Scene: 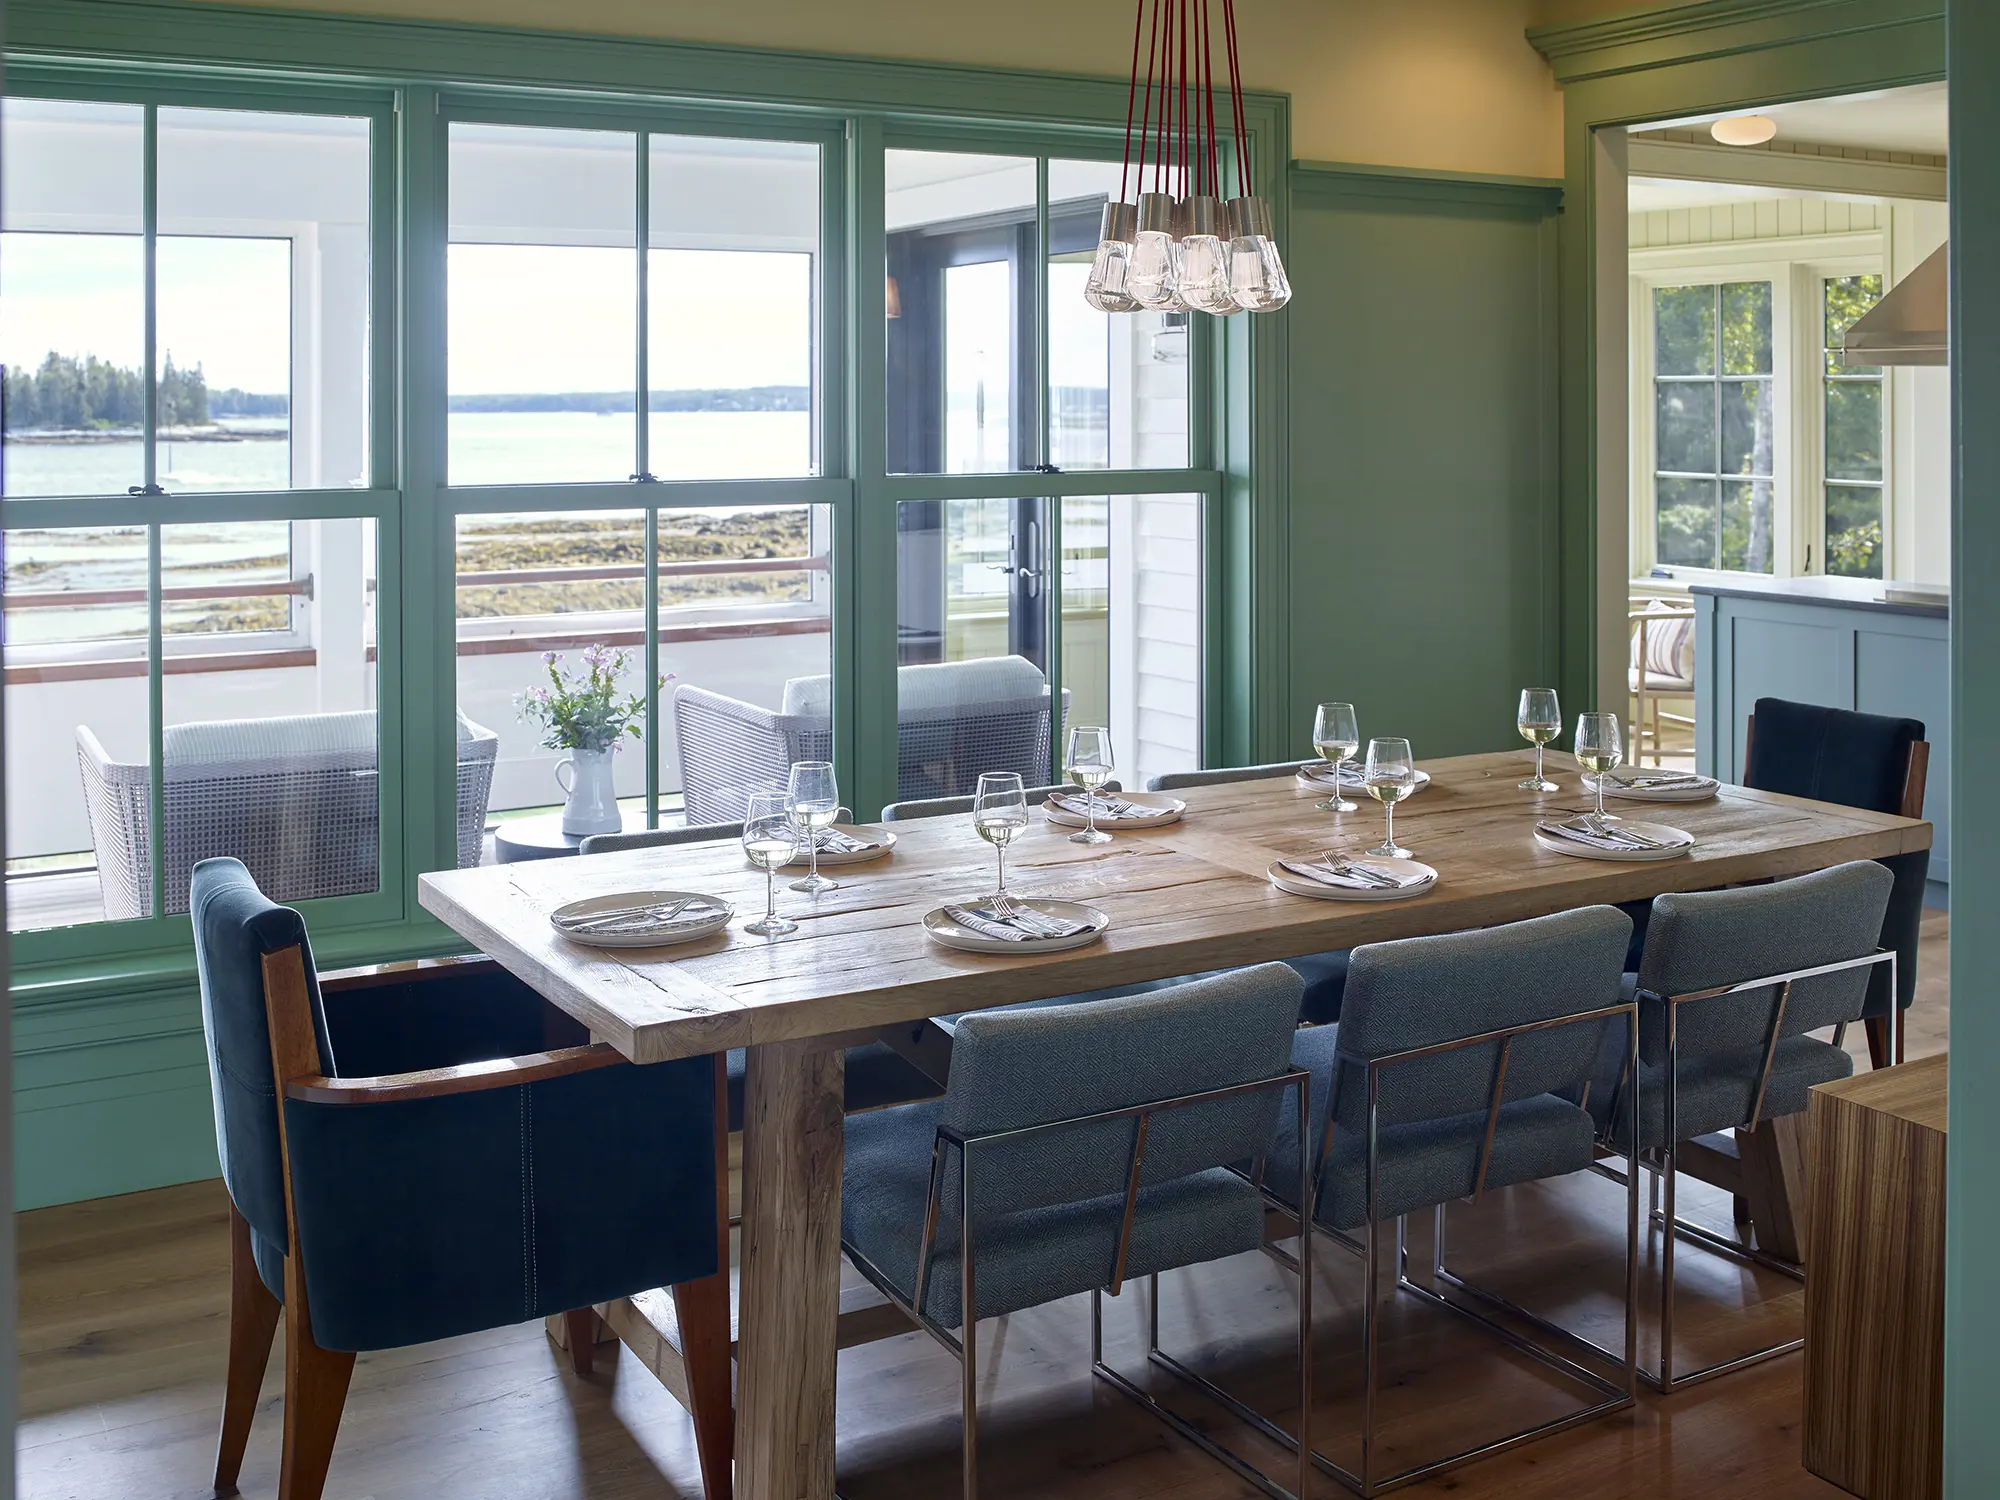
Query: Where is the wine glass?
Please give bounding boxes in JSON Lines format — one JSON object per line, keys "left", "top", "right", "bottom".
{"left": 786, "top": 761, "right": 841, "bottom": 894}
{"left": 1312, "top": 702, "right": 1360, "bottom": 812}
{"left": 972, "top": 772, "right": 1029, "bottom": 896}
{"left": 1063, "top": 726, "right": 1116, "bottom": 845}
{"left": 1574, "top": 712, "right": 1624, "bottom": 821}
{"left": 1362, "top": 737, "right": 1418, "bottom": 859}
{"left": 741, "top": 789, "right": 800, "bottom": 936}
{"left": 1517, "top": 689, "right": 1562, "bottom": 793}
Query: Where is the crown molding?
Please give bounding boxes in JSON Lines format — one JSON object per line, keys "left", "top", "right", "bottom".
{"left": 1529, "top": 0, "right": 1944, "bottom": 84}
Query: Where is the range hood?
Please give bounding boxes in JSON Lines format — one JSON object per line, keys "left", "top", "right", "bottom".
{"left": 1842, "top": 242, "right": 1948, "bottom": 366}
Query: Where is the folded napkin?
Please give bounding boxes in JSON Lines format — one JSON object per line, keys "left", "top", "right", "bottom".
{"left": 941, "top": 904, "right": 1092, "bottom": 941}
{"left": 1301, "top": 761, "right": 1365, "bottom": 787}
{"left": 1278, "top": 858, "right": 1429, "bottom": 891}
{"left": 555, "top": 898, "right": 727, "bottom": 935}
{"left": 1047, "top": 791, "right": 1148, "bottom": 820}
{"left": 1602, "top": 771, "right": 1715, "bottom": 790}
{"left": 1536, "top": 821, "right": 1687, "bottom": 852}
{"left": 814, "top": 826, "right": 874, "bottom": 853}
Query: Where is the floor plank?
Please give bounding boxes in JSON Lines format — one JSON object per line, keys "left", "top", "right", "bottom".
{"left": 18, "top": 917, "right": 1947, "bottom": 1500}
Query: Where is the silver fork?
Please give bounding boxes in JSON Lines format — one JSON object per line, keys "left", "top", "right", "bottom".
{"left": 987, "top": 892, "right": 1071, "bottom": 936}
{"left": 1318, "top": 852, "right": 1395, "bottom": 887}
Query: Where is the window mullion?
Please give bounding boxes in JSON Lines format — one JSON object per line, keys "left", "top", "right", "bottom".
{"left": 140, "top": 102, "right": 169, "bottom": 921}
{"left": 635, "top": 130, "right": 662, "bottom": 828}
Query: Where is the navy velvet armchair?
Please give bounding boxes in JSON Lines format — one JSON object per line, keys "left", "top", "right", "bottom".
{"left": 189, "top": 857, "right": 732, "bottom": 1500}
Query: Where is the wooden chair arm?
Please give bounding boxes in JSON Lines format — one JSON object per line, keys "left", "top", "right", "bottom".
{"left": 283, "top": 1042, "right": 625, "bottom": 1105}
{"left": 318, "top": 953, "right": 501, "bottom": 993}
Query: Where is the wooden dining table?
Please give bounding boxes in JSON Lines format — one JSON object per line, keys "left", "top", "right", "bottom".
{"left": 419, "top": 748, "right": 1931, "bottom": 1500}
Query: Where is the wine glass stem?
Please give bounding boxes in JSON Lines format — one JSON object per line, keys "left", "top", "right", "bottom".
{"left": 764, "top": 866, "right": 776, "bottom": 923}
{"left": 1385, "top": 802, "right": 1395, "bottom": 849}
{"left": 997, "top": 844, "right": 1007, "bottom": 894}
{"left": 1596, "top": 778, "right": 1607, "bottom": 818}
{"left": 1534, "top": 743, "right": 1544, "bottom": 784}
{"left": 809, "top": 835, "right": 821, "bottom": 886}
{"left": 1087, "top": 802, "right": 1098, "bottom": 838}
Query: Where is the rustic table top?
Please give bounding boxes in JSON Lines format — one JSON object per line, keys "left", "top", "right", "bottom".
{"left": 420, "top": 750, "right": 1932, "bottom": 1064}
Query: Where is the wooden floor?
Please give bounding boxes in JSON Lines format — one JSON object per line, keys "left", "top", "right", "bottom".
{"left": 19, "top": 911, "right": 1947, "bottom": 1500}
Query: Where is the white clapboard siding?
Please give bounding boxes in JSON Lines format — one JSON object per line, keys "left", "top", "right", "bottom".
{"left": 1629, "top": 196, "right": 1886, "bottom": 250}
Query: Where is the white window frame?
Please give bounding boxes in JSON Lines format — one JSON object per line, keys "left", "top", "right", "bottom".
{"left": 1628, "top": 228, "right": 1892, "bottom": 584}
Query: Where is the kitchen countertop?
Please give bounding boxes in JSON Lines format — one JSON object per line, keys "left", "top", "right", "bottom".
{"left": 1685, "top": 573, "right": 1949, "bottom": 619}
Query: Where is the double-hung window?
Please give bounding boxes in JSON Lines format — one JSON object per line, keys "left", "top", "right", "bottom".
{"left": 2, "top": 84, "right": 395, "bottom": 938}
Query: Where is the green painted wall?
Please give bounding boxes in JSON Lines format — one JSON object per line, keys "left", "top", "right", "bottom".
{"left": 1285, "top": 165, "right": 1562, "bottom": 760}
{"left": 1945, "top": 1, "right": 2000, "bottom": 1489}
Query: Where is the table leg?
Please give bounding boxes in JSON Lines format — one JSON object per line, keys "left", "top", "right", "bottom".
{"left": 737, "top": 1038, "right": 846, "bottom": 1500}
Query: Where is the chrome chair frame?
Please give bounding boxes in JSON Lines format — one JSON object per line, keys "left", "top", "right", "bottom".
{"left": 841, "top": 1067, "right": 1316, "bottom": 1500}
{"left": 1146, "top": 1001, "right": 1641, "bottom": 1497}
{"left": 1439, "top": 949, "right": 1895, "bottom": 1393}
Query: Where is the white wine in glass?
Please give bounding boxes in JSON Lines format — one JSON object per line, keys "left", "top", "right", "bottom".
{"left": 1064, "top": 726, "right": 1116, "bottom": 845}
{"left": 741, "top": 790, "right": 800, "bottom": 936}
{"left": 1517, "top": 688, "right": 1561, "bottom": 792}
{"left": 1362, "top": 737, "right": 1418, "bottom": 858}
{"left": 1312, "top": 701, "right": 1360, "bottom": 812}
{"left": 1574, "top": 712, "right": 1624, "bottom": 820}
{"left": 973, "top": 772, "right": 1030, "bottom": 895}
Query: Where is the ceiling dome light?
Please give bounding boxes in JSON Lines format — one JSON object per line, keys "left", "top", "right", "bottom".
{"left": 1711, "top": 115, "right": 1779, "bottom": 146}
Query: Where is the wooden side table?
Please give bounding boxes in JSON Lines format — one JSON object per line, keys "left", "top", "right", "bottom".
{"left": 1803, "top": 1053, "right": 1948, "bottom": 1500}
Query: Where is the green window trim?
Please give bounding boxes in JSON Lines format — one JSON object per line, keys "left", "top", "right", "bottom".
{"left": 2, "top": 0, "right": 1290, "bottom": 1003}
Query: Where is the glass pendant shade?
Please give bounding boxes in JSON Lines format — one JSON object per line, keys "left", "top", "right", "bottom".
{"left": 1226, "top": 195, "right": 1292, "bottom": 312}
{"left": 1176, "top": 195, "right": 1238, "bottom": 315}
{"left": 1084, "top": 201, "right": 1140, "bottom": 313}
{"left": 1127, "top": 192, "right": 1181, "bottom": 309}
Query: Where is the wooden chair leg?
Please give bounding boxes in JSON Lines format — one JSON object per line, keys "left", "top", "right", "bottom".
{"left": 215, "top": 1202, "right": 282, "bottom": 1496}
{"left": 673, "top": 1271, "right": 735, "bottom": 1500}
{"left": 278, "top": 1257, "right": 356, "bottom": 1500}
{"left": 1864, "top": 1015, "right": 1901, "bottom": 1070}
{"left": 563, "top": 1308, "right": 599, "bottom": 1377}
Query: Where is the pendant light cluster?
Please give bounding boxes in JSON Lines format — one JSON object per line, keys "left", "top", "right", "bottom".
{"left": 1086, "top": 0, "right": 1290, "bottom": 316}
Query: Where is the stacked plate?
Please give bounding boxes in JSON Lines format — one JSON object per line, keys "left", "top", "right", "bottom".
{"left": 550, "top": 890, "right": 733, "bottom": 947}
{"left": 922, "top": 898, "right": 1109, "bottom": 954}
{"left": 1043, "top": 790, "right": 1186, "bottom": 829}
{"left": 1268, "top": 854, "right": 1438, "bottom": 901}
{"left": 1296, "top": 762, "right": 1433, "bottom": 796}
{"left": 781, "top": 823, "right": 897, "bottom": 866}
{"left": 1533, "top": 818, "right": 1694, "bottom": 861}
{"left": 1581, "top": 769, "right": 1719, "bottom": 803}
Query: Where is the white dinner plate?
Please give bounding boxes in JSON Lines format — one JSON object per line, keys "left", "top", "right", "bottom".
{"left": 1295, "top": 764, "right": 1433, "bottom": 796}
{"left": 922, "top": 898, "right": 1110, "bottom": 954}
{"left": 1043, "top": 791, "right": 1186, "bottom": 829}
{"left": 1532, "top": 820, "right": 1695, "bottom": 862}
{"left": 779, "top": 823, "right": 898, "bottom": 867}
{"left": 550, "top": 889, "right": 734, "bottom": 948}
{"left": 1267, "top": 856, "right": 1439, "bottom": 901}
{"left": 1581, "top": 771, "right": 1720, "bottom": 804}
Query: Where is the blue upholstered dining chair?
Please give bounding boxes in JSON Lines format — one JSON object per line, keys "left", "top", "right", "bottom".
{"left": 1207, "top": 907, "right": 1640, "bottom": 1497}
{"left": 1147, "top": 760, "right": 1349, "bottom": 1023}
{"left": 840, "top": 964, "right": 1314, "bottom": 1500}
{"left": 575, "top": 821, "right": 947, "bottom": 1126}
{"left": 1577, "top": 860, "right": 1895, "bottom": 1391}
{"left": 189, "top": 858, "right": 734, "bottom": 1500}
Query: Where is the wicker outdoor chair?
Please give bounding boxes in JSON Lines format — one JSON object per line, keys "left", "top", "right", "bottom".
{"left": 76, "top": 710, "right": 498, "bottom": 919}
{"left": 673, "top": 655, "right": 1066, "bottom": 824}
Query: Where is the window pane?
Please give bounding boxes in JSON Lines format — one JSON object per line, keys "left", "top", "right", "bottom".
{"left": 1654, "top": 285, "right": 1715, "bottom": 377}
{"left": 1826, "top": 377, "right": 1883, "bottom": 482}
{"left": 1721, "top": 378, "right": 1774, "bottom": 477}
{"left": 449, "top": 124, "right": 637, "bottom": 485}
{"left": 1656, "top": 476, "right": 1717, "bottom": 569}
{"left": 886, "top": 151, "right": 1035, "bottom": 475}
{"left": 5, "top": 526, "right": 151, "bottom": 928}
{"left": 157, "top": 107, "right": 373, "bottom": 491}
{"left": 660, "top": 505, "right": 832, "bottom": 825}
{"left": 1047, "top": 159, "right": 1189, "bottom": 470}
{"left": 895, "top": 496, "right": 1058, "bottom": 797}
{"left": 1720, "top": 478, "right": 1775, "bottom": 574}
{"left": 647, "top": 135, "right": 819, "bottom": 479}
{"left": 1655, "top": 381, "right": 1715, "bottom": 474}
{"left": 456, "top": 509, "right": 649, "bottom": 844}
{"left": 1059, "top": 493, "right": 1201, "bottom": 789}
{"left": 1, "top": 100, "right": 145, "bottom": 498}
{"left": 161, "top": 518, "right": 380, "bottom": 908}
{"left": 1826, "top": 485, "right": 1884, "bottom": 579}
{"left": 1720, "top": 281, "right": 1772, "bottom": 375}
{"left": 1825, "top": 273, "right": 1884, "bottom": 375}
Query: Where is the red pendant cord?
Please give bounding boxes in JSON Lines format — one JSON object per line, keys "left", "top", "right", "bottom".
{"left": 1137, "top": 0, "right": 1160, "bottom": 196}
{"left": 1119, "top": 0, "right": 1145, "bottom": 205}
{"left": 1222, "top": 0, "right": 1250, "bottom": 195}
{"left": 1179, "top": 0, "right": 1191, "bottom": 199}
{"left": 1201, "top": 0, "right": 1220, "bottom": 197}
